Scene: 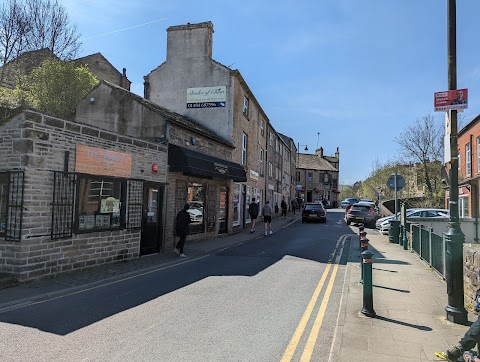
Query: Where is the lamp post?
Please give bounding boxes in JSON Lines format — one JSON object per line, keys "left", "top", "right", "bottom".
{"left": 444, "top": 0, "right": 468, "bottom": 325}
{"left": 297, "top": 143, "right": 308, "bottom": 201}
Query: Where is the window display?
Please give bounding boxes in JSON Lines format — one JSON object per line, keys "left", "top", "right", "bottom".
{"left": 187, "top": 182, "right": 205, "bottom": 234}
{"left": 77, "top": 176, "right": 125, "bottom": 231}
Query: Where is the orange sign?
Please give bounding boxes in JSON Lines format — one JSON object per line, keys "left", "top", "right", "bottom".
{"left": 75, "top": 145, "right": 132, "bottom": 178}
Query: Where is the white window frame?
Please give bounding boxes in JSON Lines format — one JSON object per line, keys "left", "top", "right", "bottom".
{"left": 242, "top": 96, "right": 249, "bottom": 117}
{"left": 260, "top": 120, "right": 265, "bottom": 137}
{"left": 242, "top": 133, "right": 248, "bottom": 166}
{"left": 466, "top": 142, "right": 471, "bottom": 177}
{"left": 268, "top": 162, "right": 273, "bottom": 178}
{"left": 260, "top": 149, "right": 264, "bottom": 176}
{"left": 477, "top": 136, "right": 480, "bottom": 174}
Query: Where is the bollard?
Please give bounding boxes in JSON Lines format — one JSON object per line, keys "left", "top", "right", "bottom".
{"left": 361, "top": 250, "right": 376, "bottom": 318}
{"left": 358, "top": 223, "right": 365, "bottom": 251}
{"left": 402, "top": 223, "right": 409, "bottom": 251}
{"left": 360, "top": 237, "right": 369, "bottom": 283}
{"left": 399, "top": 225, "right": 404, "bottom": 247}
{"left": 359, "top": 230, "right": 367, "bottom": 251}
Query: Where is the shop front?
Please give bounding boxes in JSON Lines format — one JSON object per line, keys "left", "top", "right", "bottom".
{"left": 166, "top": 144, "right": 246, "bottom": 244}
{"left": 0, "top": 109, "right": 168, "bottom": 281}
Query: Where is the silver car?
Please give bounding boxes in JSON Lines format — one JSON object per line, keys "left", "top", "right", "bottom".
{"left": 378, "top": 208, "right": 449, "bottom": 235}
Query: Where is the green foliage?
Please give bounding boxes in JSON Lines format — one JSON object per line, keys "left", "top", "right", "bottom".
{"left": 19, "top": 59, "right": 98, "bottom": 118}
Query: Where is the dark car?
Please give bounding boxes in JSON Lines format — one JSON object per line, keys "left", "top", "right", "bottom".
{"left": 345, "top": 202, "right": 378, "bottom": 228}
{"left": 341, "top": 197, "right": 359, "bottom": 209}
{"left": 302, "top": 203, "right": 327, "bottom": 223}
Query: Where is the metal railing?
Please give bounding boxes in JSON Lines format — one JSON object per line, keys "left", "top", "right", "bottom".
{"left": 409, "top": 224, "right": 446, "bottom": 278}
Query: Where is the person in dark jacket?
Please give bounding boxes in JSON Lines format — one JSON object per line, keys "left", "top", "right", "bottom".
{"left": 174, "top": 203, "right": 191, "bottom": 257}
{"left": 249, "top": 197, "right": 259, "bottom": 233}
{"left": 281, "top": 198, "right": 288, "bottom": 219}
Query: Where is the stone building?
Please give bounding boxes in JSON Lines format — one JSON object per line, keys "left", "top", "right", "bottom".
{"left": 296, "top": 147, "right": 340, "bottom": 207}
{"left": 0, "top": 107, "right": 168, "bottom": 281}
{"left": 143, "top": 21, "right": 295, "bottom": 230}
{"left": 74, "top": 80, "right": 246, "bottom": 248}
{"left": 0, "top": 49, "right": 130, "bottom": 91}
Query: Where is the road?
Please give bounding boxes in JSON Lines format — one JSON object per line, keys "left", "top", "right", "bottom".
{"left": 0, "top": 209, "right": 361, "bottom": 362}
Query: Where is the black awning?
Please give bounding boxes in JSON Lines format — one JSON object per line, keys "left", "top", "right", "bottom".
{"left": 168, "top": 144, "right": 247, "bottom": 182}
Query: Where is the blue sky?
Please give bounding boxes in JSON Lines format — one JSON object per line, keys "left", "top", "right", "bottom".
{"left": 62, "top": 0, "right": 480, "bottom": 185}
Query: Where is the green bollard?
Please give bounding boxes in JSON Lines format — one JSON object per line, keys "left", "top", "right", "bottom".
{"left": 360, "top": 237, "right": 369, "bottom": 283}
{"left": 361, "top": 250, "right": 376, "bottom": 318}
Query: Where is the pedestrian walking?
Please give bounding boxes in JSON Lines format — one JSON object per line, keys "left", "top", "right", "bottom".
{"left": 281, "top": 198, "right": 288, "bottom": 219}
{"left": 249, "top": 197, "right": 259, "bottom": 233}
{"left": 174, "top": 203, "right": 191, "bottom": 257}
{"left": 291, "top": 198, "right": 298, "bottom": 215}
{"left": 262, "top": 201, "right": 273, "bottom": 236}
{"left": 274, "top": 202, "right": 279, "bottom": 218}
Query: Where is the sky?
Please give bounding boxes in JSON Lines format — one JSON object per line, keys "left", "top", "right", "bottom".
{"left": 61, "top": 0, "right": 480, "bottom": 186}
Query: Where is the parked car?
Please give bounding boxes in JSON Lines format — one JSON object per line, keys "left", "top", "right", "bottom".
{"left": 377, "top": 208, "right": 449, "bottom": 235}
{"left": 302, "top": 203, "right": 327, "bottom": 223}
{"left": 345, "top": 202, "right": 378, "bottom": 228}
{"left": 341, "top": 197, "right": 359, "bottom": 209}
{"left": 375, "top": 209, "right": 418, "bottom": 230}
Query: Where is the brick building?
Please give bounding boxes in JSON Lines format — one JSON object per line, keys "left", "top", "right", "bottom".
{"left": 0, "top": 108, "right": 168, "bottom": 281}
{"left": 448, "top": 113, "right": 480, "bottom": 218}
{"left": 143, "top": 21, "right": 295, "bottom": 230}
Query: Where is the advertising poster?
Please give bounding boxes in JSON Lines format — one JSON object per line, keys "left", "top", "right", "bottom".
{"left": 434, "top": 89, "right": 468, "bottom": 111}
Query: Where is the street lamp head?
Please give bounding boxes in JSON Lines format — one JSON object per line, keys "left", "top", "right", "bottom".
{"left": 304, "top": 146, "right": 308, "bottom": 151}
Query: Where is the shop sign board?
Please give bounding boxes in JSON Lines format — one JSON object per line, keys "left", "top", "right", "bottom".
{"left": 75, "top": 145, "right": 132, "bottom": 178}
{"left": 187, "top": 86, "right": 226, "bottom": 108}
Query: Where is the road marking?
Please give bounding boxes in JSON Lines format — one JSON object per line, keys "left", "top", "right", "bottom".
{"left": 281, "top": 235, "right": 347, "bottom": 362}
{"left": 280, "top": 264, "right": 332, "bottom": 362}
{"left": 300, "top": 263, "right": 339, "bottom": 362}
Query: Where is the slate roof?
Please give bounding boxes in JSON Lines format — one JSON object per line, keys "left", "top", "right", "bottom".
{"left": 298, "top": 153, "right": 337, "bottom": 171}
{"left": 92, "top": 80, "right": 233, "bottom": 147}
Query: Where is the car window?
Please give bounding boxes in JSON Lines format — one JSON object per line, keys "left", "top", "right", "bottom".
{"left": 305, "top": 205, "right": 323, "bottom": 210}
{"left": 352, "top": 205, "right": 370, "bottom": 211}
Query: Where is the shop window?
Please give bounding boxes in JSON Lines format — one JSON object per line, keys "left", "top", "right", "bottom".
{"left": 1, "top": 171, "right": 24, "bottom": 241}
{"left": 0, "top": 173, "right": 8, "bottom": 237}
{"left": 187, "top": 182, "right": 205, "bottom": 234}
{"left": 233, "top": 183, "right": 241, "bottom": 227}
{"left": 76, "top": 175, "right": 125, "bottom": 232}
{"left": 51, "top": 172, "right": 76, "bottom": 239}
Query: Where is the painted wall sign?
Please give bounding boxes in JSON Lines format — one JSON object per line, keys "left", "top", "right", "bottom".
{"left": 187, "top": 86, "right": 226, "bottom": 108}
{"left": 75, "top": 145, "right": 132, "bottom": 178}
{"left": 250, "top": 169, "right": 259, "bottom": 180}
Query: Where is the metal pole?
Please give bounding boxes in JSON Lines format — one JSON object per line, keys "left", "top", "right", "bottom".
{"left": 444, "top": 0, "right": 468, "bottom": 325}
{"left": 394, "top": 172, "right": 398, "bottom": 219}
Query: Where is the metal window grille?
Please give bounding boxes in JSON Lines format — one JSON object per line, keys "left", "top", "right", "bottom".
{"left": 5, "top": 171, "right": 24, "bottom": 241}
{"left": 126, "top": 179, "right": 143, "bottom": 229}
{"left": 51, "top": 172, "right": 76, "bottom": 239}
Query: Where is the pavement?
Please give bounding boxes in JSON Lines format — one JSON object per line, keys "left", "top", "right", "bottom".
{"left": 0, "top": 210, "right": 476, "bottom": 361}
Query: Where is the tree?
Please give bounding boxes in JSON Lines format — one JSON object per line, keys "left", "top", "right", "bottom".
{"left": 20, "top": 59, "right": 98, "bottom": 118}
{"left": 0, "top": 0, "right": 30, "bottom": 81}
{"left": 394, "top": 113, "right": 443, "bottom": 196}
{"left": 0, "top": 0, "right": 81, "bottom": 83}
{"left": 24, "top": 0, "right": 80, "bottom": 60}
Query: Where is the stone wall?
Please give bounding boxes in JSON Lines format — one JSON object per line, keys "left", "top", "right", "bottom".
{"left": 0, "top": 109, "right": 168, "bottom": 281}
{"left": 464, "top": 244, "right": 480, "bottom": 305}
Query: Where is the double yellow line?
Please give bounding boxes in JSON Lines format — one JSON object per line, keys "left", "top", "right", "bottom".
{"left": 281, "top": 263, "right": 340, "bottom": 362}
